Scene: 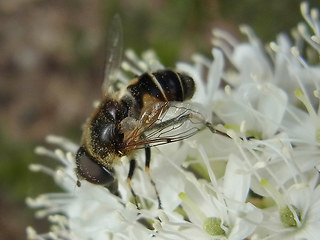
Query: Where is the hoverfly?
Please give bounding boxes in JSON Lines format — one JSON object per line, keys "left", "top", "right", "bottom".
{"left": 75, "top": 15, "right": 228, "bottom": 208}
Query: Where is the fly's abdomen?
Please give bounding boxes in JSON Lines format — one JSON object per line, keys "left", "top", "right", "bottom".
{"left": 127, "top": 69, "right": 195, "bottom": 108}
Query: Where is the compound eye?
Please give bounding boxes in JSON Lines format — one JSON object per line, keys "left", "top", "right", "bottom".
{"left": 76, "top": 147, "right": 115, "bottom": 186}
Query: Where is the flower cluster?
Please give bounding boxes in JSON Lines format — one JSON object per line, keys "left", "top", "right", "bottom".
{"left": 27, "top": 2, "right": 320, "bottom": 240}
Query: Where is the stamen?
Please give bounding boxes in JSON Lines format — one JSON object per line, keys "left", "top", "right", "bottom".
{"left": 300, "top": 2, "right": 311, "bottom": 26}
{"left": 295, "top": 89, "right": 316, "bottom": 117}
{"left": 211, "top": 38, "right": 233, "bottom": 62}
{"left": 35, "top": 146, "right": 55, "bottom": 157}
{"left": 46, "top": 135, "right": 78, "bottom": 153}
{"left": 260, "top": 178, "right": 286, "bottom": 209}
{"left": 212, "top": 28, "right": 239, "bottom": 48}
{"left": 297, "top": 22, "right": 320, "bottom": 52}
{"left": 310, "top": 8, "right": 320, "bottom": 37}
{"left": 224, "top": 85, "right": 231, "bottom": 96}
{"left": 125, "top": 49, "right": 148, "bottom": 72}
{"left": 269, "top": 41, "right": 280, "bottom": 52}
{"left": 29, "top": 164, "right": 55, "bottom": 176}
{"left": 239, "top": 25, "right": 259, "bottom": 45}
{"left": 179, "top": 192, "right": 206, "bottom": 222}
{"left": 311, "top": 35, "right": 320, "bottom": 45}
{"left": 191, "top": 54, "right": 211, "bottom": 68}
{"left": 239, "top": 121, "right": 246, "bottom": 134}
{"left": 141, "top": 50, "right": 163, "bottom": 70}
{"left": 295, "top": 89, "right": 320, "bottom": 141}
{"left": 291, "top": 46, "right": 308, "bottom": 67}
{"left": 26, "top": 226, "right": 37, "bottom": 239}
{"left": 121, "top": 61, "right": 142, "bottom": 75}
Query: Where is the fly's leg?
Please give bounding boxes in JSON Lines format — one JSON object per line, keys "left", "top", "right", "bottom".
{"left": 127, "top": 159, "right": 140, "bottom": 209}
{"left": 145, "top": 146, "right": 162, "bottom": 209}
{"left": 127, "top": 149, "right": 162, "bottom": 210}
{"left": 202, "top": 118, "right": 230, "bottom": 138}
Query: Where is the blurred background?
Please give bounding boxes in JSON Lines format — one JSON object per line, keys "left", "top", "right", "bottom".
{"left": 1, "top": 0, "right": 319, "bottom": 238}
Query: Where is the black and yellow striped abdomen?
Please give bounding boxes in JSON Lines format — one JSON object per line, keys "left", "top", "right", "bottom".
{"left": 127, "top": 69, "right": 195, "bottom": 108}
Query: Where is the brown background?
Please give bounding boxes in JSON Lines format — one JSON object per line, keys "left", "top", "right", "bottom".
{"left": 1, "top": 0, "right": 319, "bottom": 239}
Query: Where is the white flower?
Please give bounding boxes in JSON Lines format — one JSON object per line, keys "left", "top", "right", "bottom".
{"left": 27, "top": 136, "right": 152, "bottom": 240}
{"left": 28, "top": 2, "right": 320, "bottom": 240}
{"left": 177, "top": 48, "right": 225, "bottom": 106}
{"left": 155, "top": 153, "right": 263, "bottom": 240}
{"left": 253, "top": 175, "right": 320, "bottom": 240}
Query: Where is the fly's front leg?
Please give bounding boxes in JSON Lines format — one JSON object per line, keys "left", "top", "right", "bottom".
{"left": 145, "top": 146, "right": 162, "bottom": 209}
{"left": 202, "top": 119, "right": 230, "bottom": 138}
{"left": 182, "top": 112, "right": 231, "bottom": 138}
{"left": 127, "top": 158, "right": 140, "bottom": 209}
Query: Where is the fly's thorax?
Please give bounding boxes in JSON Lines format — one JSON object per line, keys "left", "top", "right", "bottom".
{"left": 80, "top": 97, "right": 129, "bottom": 167}
{"left": 120, "top": 93, "right": 141, "bottom": 119}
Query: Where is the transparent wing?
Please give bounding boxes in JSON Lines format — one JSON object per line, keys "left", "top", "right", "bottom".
{"left": 102, "top": 14, "right": 123, "bottom": 95}
{"left": 121, "top": 102, "right": 211, "bottom": 151}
